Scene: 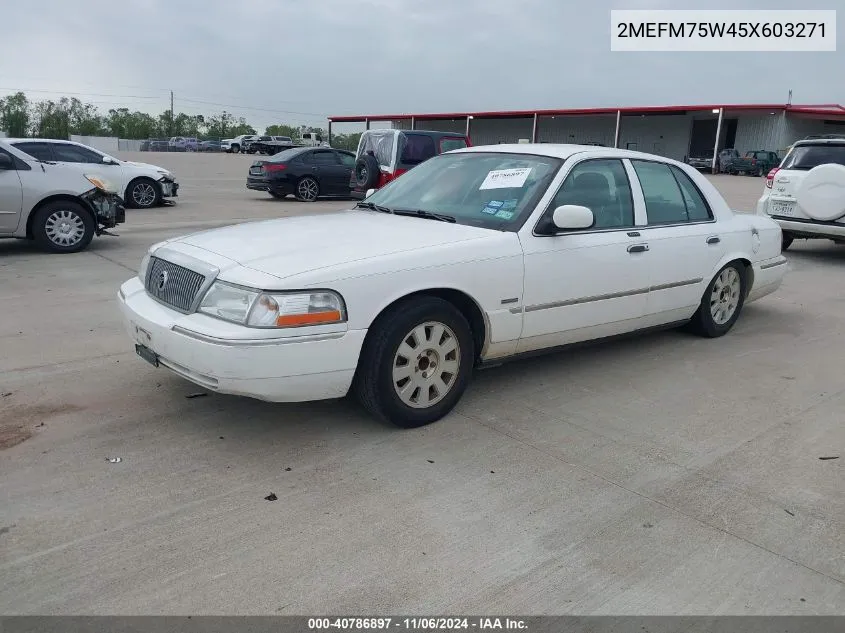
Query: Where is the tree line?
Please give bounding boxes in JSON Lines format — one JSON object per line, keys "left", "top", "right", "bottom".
{"left": 0, "top": 92, "right": 361, "bottom": 151}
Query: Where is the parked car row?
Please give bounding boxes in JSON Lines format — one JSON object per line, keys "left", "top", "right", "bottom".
{"left": 4, "top": 138, "right": 179, "bottom": 209}
{"left": 685, "top": 148, "right": 781, "bottom": 176}
{"left": 245, "top": 129, "right": 471, "bottom": 201}
{"left": 140, "top": 138, "right": 224, "bottom": 152}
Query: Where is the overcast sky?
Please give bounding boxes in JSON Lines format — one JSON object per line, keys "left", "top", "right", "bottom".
{"left": 1, "top": 0, "right": 841, "bottom": 132}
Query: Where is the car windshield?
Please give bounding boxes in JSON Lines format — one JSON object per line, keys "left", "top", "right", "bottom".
{"left": 363, "top": 151, "right": 561, "bottom": 231}
{"left": 781, "top": 144, "right": 845, "bottom": 170}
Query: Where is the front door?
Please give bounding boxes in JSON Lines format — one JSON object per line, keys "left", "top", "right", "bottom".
{"left": 518, "top": 157, "right": 651, "bottom": 353}
{"left": 310, "top": 149, "right": 347, "bottom": 194}
{"left": 628, "top": 159, "right": 726, "bottom": 324}
{"left": 0, "top": 149, "right": 23, "bottom": 232}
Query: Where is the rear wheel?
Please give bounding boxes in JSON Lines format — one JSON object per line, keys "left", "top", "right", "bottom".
{"left": 688, "top": 262, "right": 747, "bottom": 338}
{"left": 33, "top": 201, "right": 95, "bottom": 253}
{"left": 354, "top": 297, "right": 474, "bottom": 428}
{"left": 295, "top": 177, "right": 319, "bottom": 202}
{"left": 782, "top": 232, "right": 794, "bottom": 251}
{"left": 231, "top": 144, "right": 240, "bottom": 154}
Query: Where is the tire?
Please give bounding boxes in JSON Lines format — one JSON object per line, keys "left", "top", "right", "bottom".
{"left": 295, "top": 176, "right": 320, "bottom": 202}
{"left": 355, "top": 154, "right": 380, "bottom": 189}
{"left": 354, "top": 297, "right": 475, "bottom": 428}
{"left": 782, "top": 232, "right": 794, "bottom": 251}
{"left": 127, "top": 178, "right": 162, "bottom": 209}
{"left": 232, "top": 144, "right": 240, "bottom": 154}
{"left": 32, "top": 201, "right": 95, "bottom": 254}
{"left": 269, "top": 191, "right": 286, "bottom": 199}
{"left": 688, "top": 262, "right": 747, "bottom": 338}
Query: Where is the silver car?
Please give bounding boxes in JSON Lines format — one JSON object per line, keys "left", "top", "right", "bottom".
{"left": 0, "top": 140, "right": 125, "bottom": 253}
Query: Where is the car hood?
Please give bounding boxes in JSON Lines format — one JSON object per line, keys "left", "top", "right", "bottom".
{"left": 169, "top": 209, "right": 500, "bottom": 281}
{"left": 123, "top": 160, "right": 172, "bottom": 175}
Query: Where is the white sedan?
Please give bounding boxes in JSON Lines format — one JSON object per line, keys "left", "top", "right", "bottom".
{"left": 118, "top": 144, "right": 787, "bottom": 427}
{"left": 6, "top": 138, "right": 179, "bottom": 209}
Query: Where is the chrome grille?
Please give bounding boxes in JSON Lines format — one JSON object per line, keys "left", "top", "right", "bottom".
{"left": 145, "top": 256, "right": 206, "bottom": 312}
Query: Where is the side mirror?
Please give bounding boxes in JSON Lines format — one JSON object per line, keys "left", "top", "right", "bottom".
{"left": 552, "top": 205, "right": 594, "bottom": 230}
{"left": 365, "top": 188, "right": 375, "bottom": 198}
{"left": 102, "top": 156, "right": 117, "bottom": 165}
{"left": 0, "top": 154, "right": 14, "bottom": 170}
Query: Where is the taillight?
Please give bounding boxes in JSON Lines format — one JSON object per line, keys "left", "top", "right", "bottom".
{"left": 377, "top": 171, "right": 393, "bottom": 188}
{"left": 765, "top": 167, "right": 779, "bottom": 189}
{"left": 263, "top": 163, "right": 286, "bottom": 172}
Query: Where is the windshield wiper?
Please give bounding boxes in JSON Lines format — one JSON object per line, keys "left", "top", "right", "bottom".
{"left": 354, "top": 201, "right": 394, "bottom": 214}
{"left": 393, "top": 208, "right": 456, "bottom": 223}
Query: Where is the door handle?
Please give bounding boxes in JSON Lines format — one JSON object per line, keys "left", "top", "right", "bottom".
{"left": 627, "top": 243, "right": 649, "bottom": 253}
{"left": 706, "top": 236, "right": 720, "bottom": 245}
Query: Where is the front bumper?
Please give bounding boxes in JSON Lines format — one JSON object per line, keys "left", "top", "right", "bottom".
{"left": 160, "top": 179, "right": 179, "bottom": 198}
{"left": 117, "top": 277, "right": 366, "bottom": 402}
{"left": 83, "top": 189, "right": 125, "bottom": 227}
{"left": 688, "top": 159, "right": 712, "bottom": 169}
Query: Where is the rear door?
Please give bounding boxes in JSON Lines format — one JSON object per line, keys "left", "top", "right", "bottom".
{"left": 631, "top": 159, "right": 725, "bottom": 322}
{"left": 0, "top": 147, "right": 23, "bottom": 232}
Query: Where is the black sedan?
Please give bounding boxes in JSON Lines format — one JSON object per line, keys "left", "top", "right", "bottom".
{"left": 246, "top": 147, "right": 356, "bottom": 202}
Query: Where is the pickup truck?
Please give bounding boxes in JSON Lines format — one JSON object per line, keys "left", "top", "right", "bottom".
{"left": 250, "top": 132, "right": 330, "bottom": 155}
{"left": 728, "top": 150, "right": 781, "bottom": 176}
{"left": 248, "top": 136, "right": 294, "bottom": 155}
{"left": 221, "top": 135, "right": 258, "bottom": 154}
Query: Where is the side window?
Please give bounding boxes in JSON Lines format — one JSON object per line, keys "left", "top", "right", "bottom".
{"left": 632, "top": 160, "right": 711, "bottom": 225}
{"left": 311, "top": 150, "right": 339, "bottom": 165}
{"left": 548, "top": 159, "right": 634, "bottom": 229}
{"left": 14, "top": 142, "right": 54, "bottom": 161}
{"left": 338, "top": 152, "right": 355, "bottom": 167}
{"left": 52, "top": 144, "right": 101, "bottom": 163}
{"left": 670, "top": 166, "right": 712, "bottom": 221}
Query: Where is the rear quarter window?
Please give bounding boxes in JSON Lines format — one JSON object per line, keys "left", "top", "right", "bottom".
{"left": 440, "top": 138, "right": 468, "bottom": 153}
{"left": 781, "top": 144, "right": 845, "bottom": 170}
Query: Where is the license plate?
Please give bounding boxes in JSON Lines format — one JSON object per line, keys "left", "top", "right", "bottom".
{"left": 133, "top": 322, "right": 152, "bottom": 345}
{"left": 135, "top": 344, "right": 159, "bottom": 367}
{"left": 770, "top": 201, "right": 795, "bottom": 216}
{"left": 250, "top": 167, "right": 263, "bottom": 175}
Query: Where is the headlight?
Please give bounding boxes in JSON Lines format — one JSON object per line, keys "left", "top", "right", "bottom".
{"left": 85, "top": 174, "right": 117, "bottom": 193}
{"left": 198, "top": 282, "right": 346, "bottom": 328}
{"left": 138, "top": 253, "right": 151, "bottom": 282}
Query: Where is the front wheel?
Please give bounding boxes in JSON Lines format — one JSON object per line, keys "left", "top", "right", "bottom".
{"left": 127, "top": 178, "right": 161, "bottom": 209}
{"left": 295, "top": 176, "right": 320, "bottom": 202}
{"left": 231, "top": 144, "right": 240, "bottom": 154}
{"left": 354, "top": 297, "right": 475, "bottom": 428}
{"left": 688, "top": 262, "right": 747, "bottom": 338}
{"left": 32, "top": 201, "right": 95, "bottom": 253}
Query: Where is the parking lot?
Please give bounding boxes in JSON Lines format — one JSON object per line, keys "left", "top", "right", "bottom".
{"left": 1, "top": 151, "right": 844, "bottom": 614}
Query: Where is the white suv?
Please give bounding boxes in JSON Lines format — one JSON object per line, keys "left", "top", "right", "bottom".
{"left": 756, "top": 136, "right": 845, "bottom": 250}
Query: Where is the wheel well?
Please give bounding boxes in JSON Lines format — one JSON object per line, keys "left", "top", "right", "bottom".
{"left": 368, "top": 289, "right": 488, "bottom": 361}
{"left": 26, "top": 195, "right": 95, "bottom": 239}
{"left": 736, "top": 258, "right": 754, "bottom": 295}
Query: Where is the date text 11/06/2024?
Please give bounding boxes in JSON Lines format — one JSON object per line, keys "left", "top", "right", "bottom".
{"left": 307, "top": 618, "right": 528, "bottom": 630}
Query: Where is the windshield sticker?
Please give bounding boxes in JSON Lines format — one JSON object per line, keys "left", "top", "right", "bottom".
{"left": 481, "top": 205, "right": 499, "bottom": 215}
{"left": 494, "top": 210, "right": 515, "bottom": 220}
{"left": 487, "top": 200, "right": 504, "bottom": 208}
{"left": 502, "top": 199, "right": 518, "bottom": 209}
{"left": 479, "top": 167, "right": 532, "bottom": 190}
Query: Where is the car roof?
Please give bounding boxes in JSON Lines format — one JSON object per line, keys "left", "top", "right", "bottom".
{"left": 453, "top": 142, "right": 683, "bottom": 163}
{"left": 4, "top": 138, "right": 78, "bottom": 145}
{"left": 792, "top": 137, "right": 845, "bottom": 146}
{"left": 363, "top": 128, "right": 467, "bottom": 139}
